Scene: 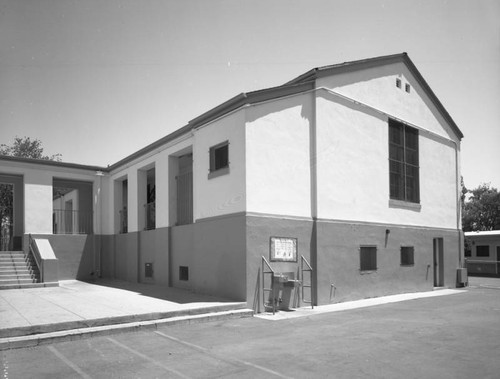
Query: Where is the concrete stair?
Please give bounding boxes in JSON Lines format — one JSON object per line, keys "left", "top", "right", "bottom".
{"left": 0, "top": 251, "right": 41, "bottom": 289}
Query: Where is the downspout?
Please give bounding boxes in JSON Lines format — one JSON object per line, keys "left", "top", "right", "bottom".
{"left": 310, "top": 89, "right": 318, "bottom": 306}
{"left": 95, "top": 170, "right": 105, "bottom": 278}
{"left": 453, "top": 140, "right": 463, "bottom": 269}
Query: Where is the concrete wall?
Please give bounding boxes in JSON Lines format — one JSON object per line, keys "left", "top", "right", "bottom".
{"left": 315, "top": 221, "right": 460, "bottom": 305}
{"left": 194, "top": 110, "right": 246, "bottom": 220}
{"left": 245, "top": 93, "right": 313, "bottom": 218}
{"left": 315, "top": 91, "right": 459, "bottom": 230}
{"left": 246, "top": 215, "right": 314, "bottom": 311}
{"left": 100, "top": 215, "right": 246, "bottom": 301}
{"left": 106, "top": 136, "right": 193, "bottom": 233}
{"left": 28, "top": 234, "right": 96, "bottom": 281}
{"left": 0, "top": 159, "right": 99, "bottom": 235}
{"left": 25, "top": 171, "right": 53, "bottom": 234}
{"left": 170, "top": 214, "right": 246, "bottom": 300}
{"left": 245, "top": 215, "right": 460, "bottom": 311}
{"left": 139, "top": 228, "right": 169, "bottom": 285}
{"left": 316, "top": 62, "right": 459, "bottom": 142}
{"left": 113, "top": 232, "right": 139, "bottom": 282}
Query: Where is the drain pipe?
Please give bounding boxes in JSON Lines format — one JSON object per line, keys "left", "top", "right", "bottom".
{"left": 95, "top": 170, "right": 105, "bottom": 278}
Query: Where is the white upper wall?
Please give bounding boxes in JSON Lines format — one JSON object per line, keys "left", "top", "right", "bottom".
{"left": 316, "top": 62, "right": 459, "bottom": 144}
{"left": 106, "top": 134, "right": 193, "bottom": 234}
{"left": 0, "top": 159, "right": 99, "bottom": 235}
{"left": 193, "top": 110, "right": 246, "bottom": 220}
{"left": 315, "top": 86, "right": 459, "bottom": 229}
{"left": 245, "top": 93, "right": 313, "bottom": 218}
{"left": 0, "top": 58, "right": 461, "bottom": 234}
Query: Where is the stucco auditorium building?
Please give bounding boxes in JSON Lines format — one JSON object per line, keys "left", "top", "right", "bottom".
{"left": 0, "top": 53, "right": 466, "bottom": 311}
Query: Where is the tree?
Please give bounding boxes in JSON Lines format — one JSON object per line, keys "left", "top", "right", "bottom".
{"left": 0, "top": 136, "right": 61, "bottom": 161}
{"left": 462, "top": 183, "right": 500, "bottom": 231}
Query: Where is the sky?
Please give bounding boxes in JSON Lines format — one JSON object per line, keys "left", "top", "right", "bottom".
{"left": 0, "top": 0, "right": 499, "bottom": 190}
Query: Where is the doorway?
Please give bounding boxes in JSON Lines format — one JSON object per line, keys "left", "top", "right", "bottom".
{"left": 433, "top": 238, "right": 444, "bottom": 287}
{"left": 497, "top": 247, "right": 500, "bottom": 276}
{"left": 65, "top": 199, "right": 73, "bottom": 234}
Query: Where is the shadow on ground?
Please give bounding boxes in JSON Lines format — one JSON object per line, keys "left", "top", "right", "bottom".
{"left": 86, "top": 278, "right": 238, "bottom": 304}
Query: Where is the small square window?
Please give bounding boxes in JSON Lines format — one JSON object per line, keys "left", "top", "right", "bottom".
{"left": 476, "top": 245, "right": 489, "bottom": 257}
{"left": 208, "top": 141, "right": 230, "bottom": 179}
{"left": 401, "top": 246, "right": 414, "bottom": 266}
{"left": 396, "top": 78, "right": 401, "bottom": 88}
{"left": 179, "top": 266, "right": 189, "bottom": 281}
{"left": 360, "top": 246, "right": 377, "bottom": 272}
{"left": 405, "top": 83, "right": 411, "bottom": 93}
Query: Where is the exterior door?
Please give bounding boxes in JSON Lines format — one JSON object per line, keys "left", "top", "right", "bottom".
{"left": 433, "top": 238, "right": 444, "bottom": 287}
{"left": 497, "top": 247, "right": 500, "bottom": 275}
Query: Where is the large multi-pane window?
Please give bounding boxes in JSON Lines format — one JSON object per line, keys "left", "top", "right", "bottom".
{"left": 389, "top": 119, "right": 420, "bottom": 203}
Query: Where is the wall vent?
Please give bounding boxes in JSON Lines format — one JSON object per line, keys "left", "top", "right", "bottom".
{"left": 179, "top": 266, "right": 189, "bottom": 281}
{"left": 145, "top": 263, "right": 153, "bottom": 278}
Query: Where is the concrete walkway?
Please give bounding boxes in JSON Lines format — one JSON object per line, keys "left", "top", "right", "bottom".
{"left": 0, "top": 279, "right": 251, "bottom": 348}
{"left": 256, "top": 288, "right": 466, "bottom": 321}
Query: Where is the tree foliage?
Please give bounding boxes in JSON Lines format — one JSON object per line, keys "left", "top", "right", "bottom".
{"left": 0, "top": 136, "right": 61, "bottom": 161}
{"left": 462, "top": 183, "right": 500, "bottom": 231}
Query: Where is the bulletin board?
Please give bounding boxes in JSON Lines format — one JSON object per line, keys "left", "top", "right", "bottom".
{"left": 270, "top": 237, "right": 298, "bottom": 262}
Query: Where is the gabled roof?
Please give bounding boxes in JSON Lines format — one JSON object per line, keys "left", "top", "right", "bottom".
{"left": 285, "top": 52, "right": 463, "bottom": 140}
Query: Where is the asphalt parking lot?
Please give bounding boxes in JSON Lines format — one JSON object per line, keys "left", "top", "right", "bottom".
{"left": 2, "top": 277, "right": 500, "bottom": 379}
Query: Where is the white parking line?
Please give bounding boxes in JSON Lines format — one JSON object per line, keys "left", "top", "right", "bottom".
{"left": 154, "top": 331, "right": 292, "bottom": 379}
{"left": 106, "top": 337, "right": 191, "bottom": 379}
{"left": 47, "top": 345, "right": 92, "bottom": 379}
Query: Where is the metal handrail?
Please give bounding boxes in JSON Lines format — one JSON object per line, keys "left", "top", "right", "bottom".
{"left": 301, "top": 255, "right": 314, "bottom": 309}
{"left": 261, "top": 256, "right": 276, "bottom": 315}
{"left": 465, "top": 259, "right": 499, "bottom": 264}
{"left": 29, "top": 234, "right": 43, "bottom": 282}
{"left": 53, "top": 209, "right": 93, "bottom": 234}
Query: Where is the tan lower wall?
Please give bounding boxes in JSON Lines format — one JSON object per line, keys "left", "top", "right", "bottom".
{"left": 100, "top": 214, "right": 462, "bottom": 311}
{"left": 101, "top": 214, "right": 247, "bottom": 301}
{"left": 245, "top": 215, "right": 462, "bottom": 311}
{"left": 26, "top": 234, "right": 96, "bottom": 281}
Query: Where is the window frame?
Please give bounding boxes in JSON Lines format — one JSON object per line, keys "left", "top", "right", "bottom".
{"left": 389, "top": 119, "right": 420, "bottom": 204}
{"left": 208, "top": 140, "right": 230, "bottom": 179}
{"left": 400, "top": 246, "right": 415, "bottom": 266}
{"left": 359, "top": 245, "right": 377, "bottom": 272}
{"left": 476, "top": 245, "right": 490, "bottom": 257}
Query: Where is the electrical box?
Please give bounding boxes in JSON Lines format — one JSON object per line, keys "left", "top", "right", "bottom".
{"left": 457, "top": 268, "right": 467, "bottom": 286}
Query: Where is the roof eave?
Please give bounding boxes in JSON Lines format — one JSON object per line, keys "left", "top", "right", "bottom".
{"left": 188, "top": 81, "right": 315, "bottom": 129}
{"left": 0, "top": 154, "right": 108, "bottom": 173}
{"left": 286, "top": 52, "right": 463, "bottom": 140}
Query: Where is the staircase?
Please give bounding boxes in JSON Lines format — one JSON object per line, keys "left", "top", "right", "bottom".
{"left": 0, "top": 251, "right": 41, "bottom": 290}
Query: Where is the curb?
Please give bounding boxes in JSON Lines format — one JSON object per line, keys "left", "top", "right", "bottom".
{"left": 0, "top": 302, "right": 248, "bottom": 339}
{"left": 0, "top": 308, "right": 253, "bottom": 350}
